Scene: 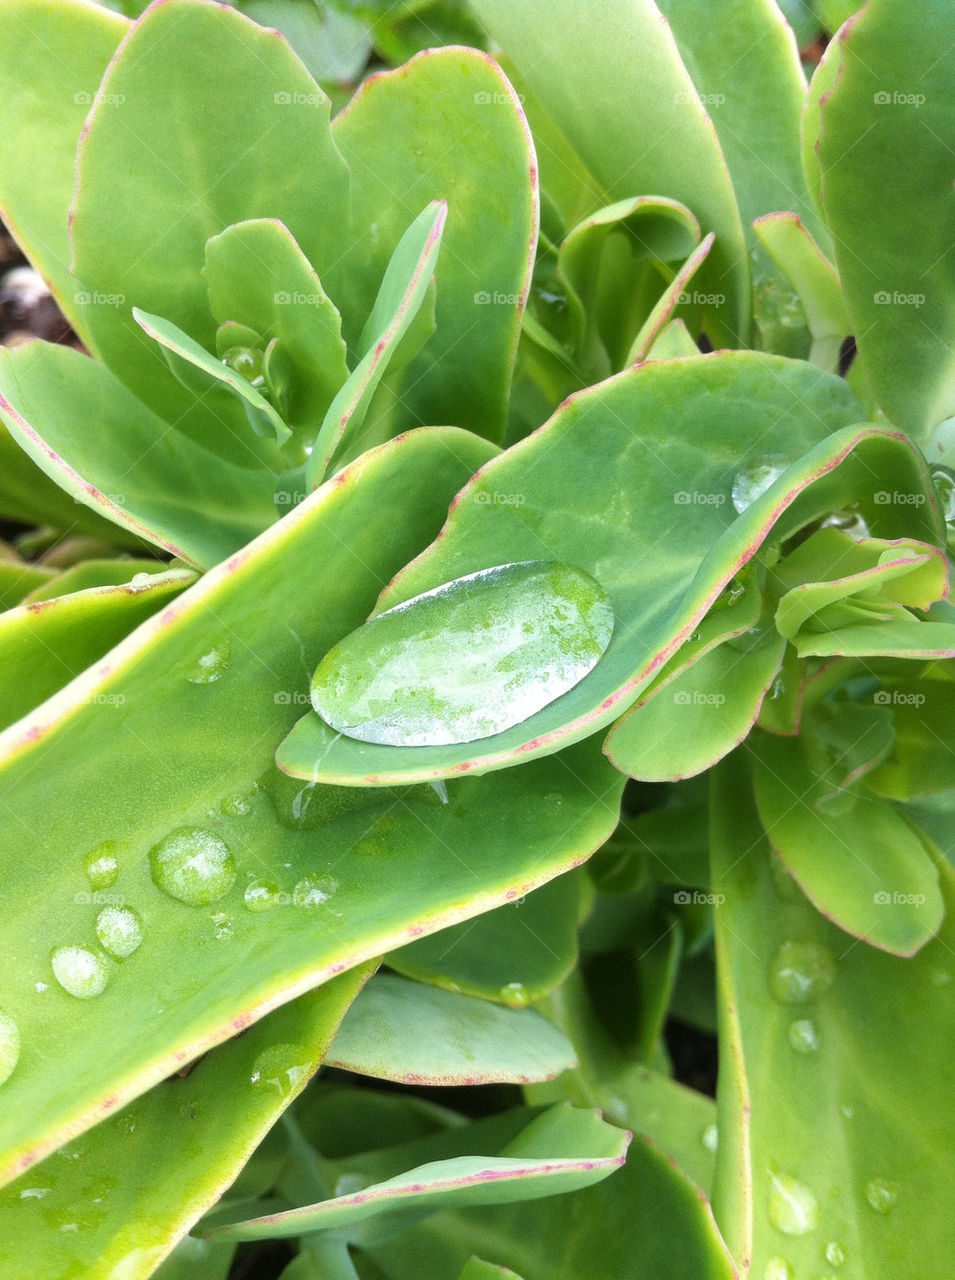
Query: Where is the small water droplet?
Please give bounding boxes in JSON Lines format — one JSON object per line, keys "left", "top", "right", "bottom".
{"left": 184, "top": 641, "right": 231, "bottom": 685}
{"left": 51, "top": 946, "right": 110, "bottom": 999}
{"left": 83, "top": 841, "right": 119, "bottom": 890}
{"left": 19, "top": 1187, "right": 48, "bottom": 1200}
{"left": 129, "top": 572, "right": 152, "bottom": 590}
{"left": 95, "top": 906, "right": 143, "bottom": 959}
{"left": 768, "top": 1171, "right": 818, "bottom": 1236}
{"left": 0, "top": 1012, "right": 21, "bottom": 1085}
{"left": 34, "top": 982, "right": 48, "bottom": 994}
{"left": 763, "top": 1259, "right": 794, "bottom": 1280}
{"left": 732, "top": 457, "right": 791, "bottom": 514}
{"left": 840, "top": 1103, "right": 854, "bottom": 1120}
{"left": 293, "top": 874, "right": 337, "bottom": 908}
{"left": 222, "top": 345, "right": 263, "bottom": 381}
{"left": 250, "top": 1043, "right": 309, "bottom": 1099}
{"left": 498, "top": 982, "right": 529, "bottom": 1008}
{"left": 788, "top": 1018, "right": 819, "bottom": 1054}
{"left": 211, "top": 911, "right": 234, "bottom": 941}
{"left": 333, "top": 1172, "right": 366, "bottom": 1197}
{"left": 311, "top": 561, "right": 615, "bottom": 747}
{"left": 825, "top": 1240, "right": 848, "bottom": 1265}
{"left": 930, "top": 465, "right": 955, "bottom": 525}
{"left": 244, "top": 878, "right": 281, "bottom": 912}
{"left": 769, "top": 941, "right": 835, "bottom": 1005}
{"left": 865, "top": 1176, "right": 898, "bottom": 1214}
{"left": 428, "top": 779, "right": 449, "bottom": 804}
{"left": 149, "top": 828, "right": 236, "bottom": 906}
{"left": 701, "top": 1123, "right": 719, "bottom": 1152}
{"left": 220, "top": 791, "right": 253, "bottom": 817}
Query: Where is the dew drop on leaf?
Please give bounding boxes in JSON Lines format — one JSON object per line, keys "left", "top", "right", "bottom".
{"left": 0, "top": 1011, "right": 20, "bottom": 1085}
{"left": 701, "top": 1123, "right": 718, "bottom": 1152}
{"left": 50, "top": 946, "right": 110, "bottom": 1000}
{"left": 210, "top": 912, "right": 234, "bottom": 941}
{"left": 310, "top": 560, "right": 615, "bottom": 747}
{"left": 769, "top": 941, "right": 835, "bottom": 1005}
{"left": 184, "top": 641, "right": 231, "bottom": 685}
{"left": 498, "top": 982, "right": 529, "bottom": 1008}
{"left": 930, "top": 465, "right": 955, "bottom": 525}
{"left": 148, "top": 828, "right": 236, "bottom": 907}
{"left": 763, "top": 1259, "right": 794, "bottom": 1280}
{"left": 95, "top": 906, "right": 143, "bottom": 959}
{"left": 731, "top": 457, "right": 791, "bottom": 514}
{"left": 83, "top": 841, "right": 119, "bottom": 891}
{"left": 250, "top": 1043, "right": 310, "bottom": 1099}
{"left": 825, "top": 1240, "right": 848, "bottom": 1265}
{"left": 244, "top": 878, "right": 281, "bottom": 912}
{"left": 220, "top": 790, "right": 254, "bottom": 817}
{"left": 768, "top": 1171, "right": 818, "bottom": 1235}
{"left": 865, "top": 1177, "right": 898, "bottom": 1214}
{"left": 787, "top": 1018, "right": 819, "bottom": 1054}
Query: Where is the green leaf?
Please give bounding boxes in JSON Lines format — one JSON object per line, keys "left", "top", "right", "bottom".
{"left": 331, "top": 47, "right": 538, "bottom": 443}
{"left": 203, "top": 218, "right": 350, "bottom": 447}
{"left": 278, "top": 354, "right": 873, "bottom": 785}
{"left": 388, "top": 872, "right": 581, "bottom": 1006}
{"left": 605, "top": 621, "right": 786, "bottom": 781}
{"left": 712, "top": 753, "right": 955, "bottom": 1278}
{"left": 751, "top": 730, "right": 944, "bottom": 955}
{"left": 470, "top": 0, "right": 750, "bottom": 344}
{"left": 753, "top": 212, "right": 850, "bottom": 372}
{"left": 0, "top": 0, "right": 128, "bottom": 345}
{"left": 326, "top": 974, "right": 577, "bottom": 1085}
{"left": 625, "top": 233, "right": 715, "bottom": 365}
{"left": 459, "top": 1259, "right": 524, "bottom": 1280}
{"left": 207, "top": 1103, "right": 629, "bottom": 1242}
{"left": 814, "top": 0, "right": 955, "bottom": 438}
{"left": 0, "top": 969, "right": 368, "bottom": 1280}
{"left": 0, "top": 567, "right": 194, "bottom": 731}
{"left": 307, "top": 201, "right": 446, "bottom": 484}
{"left": 0, "top": 427, "right": 623, "bottom": 1189}
{"left": 133, "top": 308, "right": 292, "bottom": 447}
{"left": 68, "top": 0, "right": 350, "bottom": 464}
{"left": 0, "top": 342, "right": 277, "bottom": 569}
{"left": 868, "top": 675, "right": 955, "bottom": 800}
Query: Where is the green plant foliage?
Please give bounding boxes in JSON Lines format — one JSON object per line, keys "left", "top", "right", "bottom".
{"left": 0, "top": 0, "right": 951, "bottom": 1275}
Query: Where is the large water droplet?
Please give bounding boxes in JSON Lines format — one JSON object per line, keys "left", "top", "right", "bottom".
{"left": 293, "top": 874, "right": 337, "bottom": 908}
{"left": 732, "top": 457, "right": 791, "bottom": 514}
{"left": 768, "top": 1171, "right": 818, "bottom": 1235}
{"left": 701, "top": 1123, "right": 719, "bottom": 1153}
{"left": 763, "top": 1259, "right": 794, "bottom": 1280}
{"left": 51, "top": 946, "right": 110, "bottom": 999}
{"left": 333, "top": 1172, "right": 367, "bottom": 1197}
{"left": 148, "top": 828, "right": 236, "bottom": 906}
{"left": 825, "top": 1240, "right": 848, "bottom": 1265}
{"left": 769, "top": 941, "right": 835, "bottom": 1005}
{"left": 0, "top": 1012, "right": 20, "bottom": 1085}
{"left": 95, "top": 906, "right": 143, "bottom": 959}
{"left": 83, "top": 841, "right": 118, "bottom": 891}
{"left": 311, "top": 561, "right": 615, "bottom": 747}
{"left": 250, "top": 1043, "right": 309, "bottom": 1099}
{"left": 222, "top": 345, "right": 263, "bottom": 382}
{"left": 865, "top": 1177, "right": 898, "bottom": 1214}
{"left": 930, "top": 465, "right": 955, "bottom": 525}
{"left": 244, "top": 878, "right": 281, "bottom": 913}
{"left": 788, "top": 1018, "right": 819, "bottom": 1054}
{"left": 184, "top": 641, "right": 231, "bottom": 685}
